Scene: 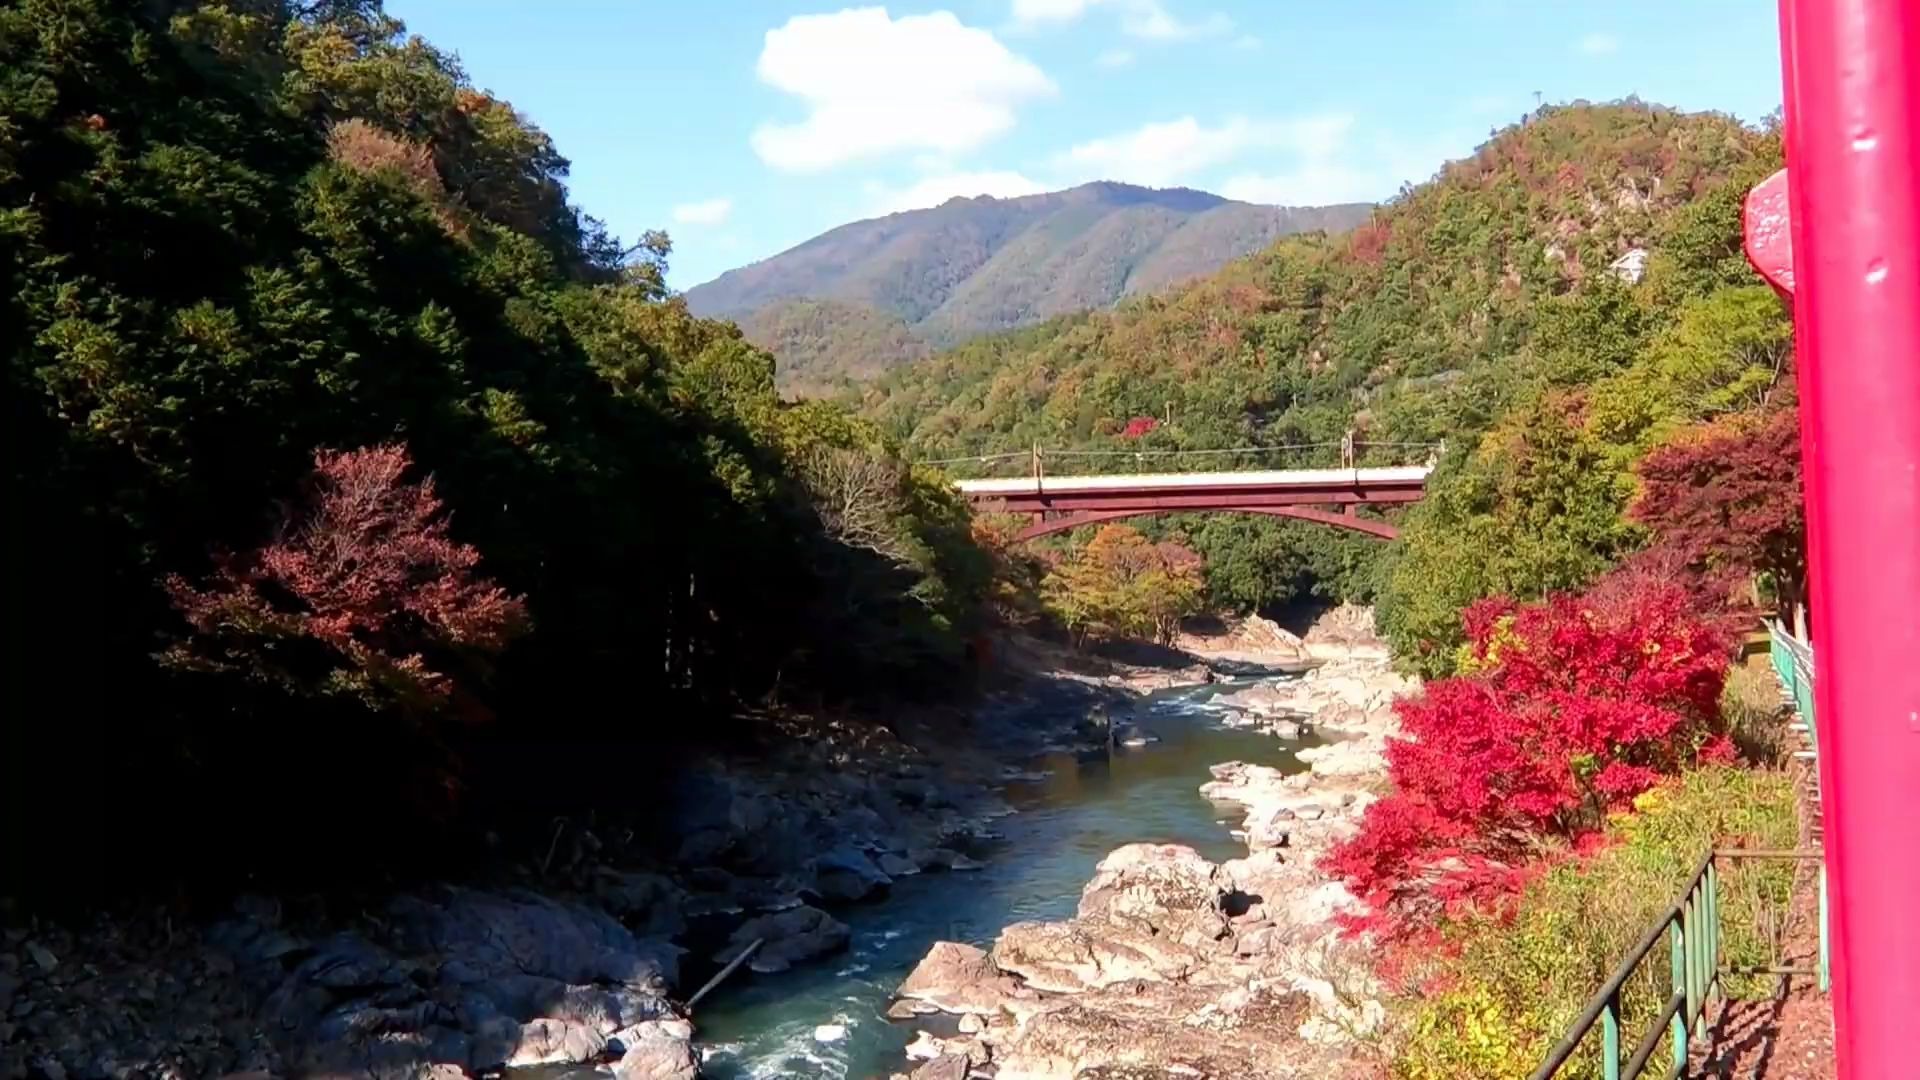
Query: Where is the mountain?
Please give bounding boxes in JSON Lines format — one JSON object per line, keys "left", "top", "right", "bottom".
{"left": 684, "top": 182, "right": 1371, "bottom": 390}
{"left": 852, "top": 102, "right": 1787, "bottom": 665}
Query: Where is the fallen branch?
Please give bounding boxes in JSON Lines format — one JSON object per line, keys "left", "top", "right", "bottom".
{"left": 686, "top": 938, "right": 764, "bottom": 1012}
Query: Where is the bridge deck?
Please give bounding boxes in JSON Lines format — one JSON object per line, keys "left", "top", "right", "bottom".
{"left": 953, "top": 465, "right": 1431, "bottom": 496}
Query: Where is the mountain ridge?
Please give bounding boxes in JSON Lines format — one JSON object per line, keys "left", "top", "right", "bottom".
{"left": 684, "top": 182, "right": 1371, "bottom": 391}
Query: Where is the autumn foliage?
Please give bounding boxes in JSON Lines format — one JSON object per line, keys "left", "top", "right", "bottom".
{"left": 164, "top": 445, "right": 529, "bottom": 718}
{"left": 1630, "top": 406, "right": 1805, "bottom": 619}
{"left": 1325, "top": 567, "right": 1732, "bottom": 926}
{"left": 1043, "top": 524, "right": 1205, "bottom": 645}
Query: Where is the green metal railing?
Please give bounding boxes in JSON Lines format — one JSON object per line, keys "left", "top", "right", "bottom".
{"left": 1532, "top": 622, "right": 1830, "bottom": 1079}
{"left": 1527, "top": 849, "right": 1825, "bottom": 1080}
{"left": 1767, "top": 620, "right": 1829, "bottom": 995}
{"left": 1768, "top": 620, "right": 1817, "bottom": 751}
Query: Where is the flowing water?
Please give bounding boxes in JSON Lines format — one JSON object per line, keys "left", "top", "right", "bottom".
{"left": 686, "top": 673, "right": 1317, "bottom": 1080}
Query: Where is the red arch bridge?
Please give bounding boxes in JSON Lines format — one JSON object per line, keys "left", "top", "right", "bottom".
{"left": 952, "top": 464, "right": 1431, "bottom": 542}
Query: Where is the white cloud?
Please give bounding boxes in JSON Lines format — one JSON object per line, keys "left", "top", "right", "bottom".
{"left": 1012, "top": 0, "right": 1231, "bottom": 41}
{"left": 671, "top": 197, "right": 733, "bottom": 226}
{"left": 752, "top": 8, "right": 1054, "bottom": 173}
{"left": 1577, "top": 32, "right": 1619, "bottom": 55}
{"left": 1012, "top": 0, "right": 1097, "bottom": 20}
{"left": 1219, "top": 130, "right": 1444, "bottom": 207}
{"left": 868, "top": 170, "right": 1048, "bottom": 214}
{"left": 1231, "top": 33, "right": 1262, "bottom": 50}
{"left": 1219, "top": 163, "right": 1391, "bottom": 206}
{"left": 1057, "top": 114, "right": 1353, "bottom": 188}
{"left": 1097, "top": 48, "right": 1136, "bottom": 68}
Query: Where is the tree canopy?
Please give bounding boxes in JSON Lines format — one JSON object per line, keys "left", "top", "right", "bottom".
{"left": 2, "top": 0, "right": 990, "bottom": 897}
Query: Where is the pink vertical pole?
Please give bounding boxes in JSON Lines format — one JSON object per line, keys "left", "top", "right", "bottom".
{"left": 1775, "top": 1, "right": 1920, "bottom": 1075}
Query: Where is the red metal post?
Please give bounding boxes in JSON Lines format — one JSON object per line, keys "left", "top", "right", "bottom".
{"left": 1772, "top": 1, "right": 1920, "bottom": 1074}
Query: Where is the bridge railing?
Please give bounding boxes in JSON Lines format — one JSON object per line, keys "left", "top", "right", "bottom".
{"left": 913, "top": 440, "right": 1443, "bottom": 479}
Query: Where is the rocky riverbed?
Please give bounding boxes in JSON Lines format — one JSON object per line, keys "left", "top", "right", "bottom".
{"left": 883, "top": 643, "right": 1417, "bottom": 1080}
{"left": 0, "top": 614, "right": 1394, "bottom": 1080}
{"left": 0, "top": 660, "right": 1143, "bottom": 1080}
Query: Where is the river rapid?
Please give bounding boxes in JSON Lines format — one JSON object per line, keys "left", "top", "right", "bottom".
{"left": 688, "top": 673, "right": 1318, "bottom": 1080}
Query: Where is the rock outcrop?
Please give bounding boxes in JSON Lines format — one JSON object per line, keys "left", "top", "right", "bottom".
{"left": 714, "top": 904, "right": 850, "bottom": 974}
{"left": 888, "top": 645, "right": 1414, "bottom": 1079}
{"left": 890, "top": 845, "right": 1360, "bottom": 1079}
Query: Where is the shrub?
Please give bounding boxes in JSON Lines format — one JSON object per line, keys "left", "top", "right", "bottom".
{"left": 1391, "top": 766, "right": 1800, "bottom": 1080}
{"left": 1327, "top": 566, "right": 1733, "bottom": 920}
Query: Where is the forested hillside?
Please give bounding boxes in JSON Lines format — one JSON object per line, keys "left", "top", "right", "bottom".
{"left": 738, "top": 298, "right": 931, "bottom": 397}
{"left": 685, "top": 183, "right": 1370, "bottom": 390}
{"left": 858, "top": 102, "right": 1791, "bottom": 669}
{"left": 2, "top": 0, "right": 989, "bottom": 897}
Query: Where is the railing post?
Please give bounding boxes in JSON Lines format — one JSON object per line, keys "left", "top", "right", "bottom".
{"left": 1820, "top": 864, "right": 1832, "bottom": 993}
{"left": 1706, "top": 860, "right": 1720, "bottom": 1002}
{"left": 1602, "top": 988, "right": 1622, "bottom": 1080}
{"left": 1684, "top": 893, "right": 1701, "bottom": 1026}
{"left": 1671, "top": 920, "right": 1690, "bottom": 1071}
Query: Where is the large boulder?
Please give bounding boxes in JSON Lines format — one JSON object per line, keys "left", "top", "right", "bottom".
{"left": 990, "top": 982, "right": 1318, "bottom": 1080}
{"left": 593, "top": 871, "right": 688, "bottom": 938}
{"left": 991, "top": 921, "right": 1100, "bottom": 993}
{"left": 1076, "top": 844, "right": 1230, "bottom": 949}
{"left": 715, "top": 905, "right": 850, "bottom": 974}
{"left": 811, "top": 845, "right": 893, "bottom": 902}
{"left": 895, "top": 941, "right": 1024, "bottom": 1015}
{"left": 227, "top": 888, "right": 690, "bottom": 1076}
{"left": 611, "top": 1019, "right": 698, "bottom": 1080}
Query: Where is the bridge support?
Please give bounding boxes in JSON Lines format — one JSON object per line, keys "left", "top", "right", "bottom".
{"left": 1010, "top": 506, "right": 1399, "bottom": 543}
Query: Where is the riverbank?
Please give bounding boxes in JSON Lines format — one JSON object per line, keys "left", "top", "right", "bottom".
{"left": 0, "top": 619, "right": 1310, "bottom": 1080}
{"left": 882, "top": 616, "right": 1415, "bottom": 1079}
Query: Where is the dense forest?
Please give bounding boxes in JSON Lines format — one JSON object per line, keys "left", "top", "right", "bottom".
{"left": 856, "top": 102, "right": 1794, "bottom": 672}
{"left": 1, "top": 0, "right": 992, "bottom": 900}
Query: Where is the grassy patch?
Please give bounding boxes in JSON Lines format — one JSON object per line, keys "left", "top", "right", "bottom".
{"left": 1390, "top": 765, "right": 1799, "bottom": 1080}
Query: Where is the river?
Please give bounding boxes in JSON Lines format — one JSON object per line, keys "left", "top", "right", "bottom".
{"left": 688, "top": 673, "right": 1317, "bottom": 1080}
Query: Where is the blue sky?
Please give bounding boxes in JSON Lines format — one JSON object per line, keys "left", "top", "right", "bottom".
{"left": 391, "top": 1, "right": 1786, "bottom": 289}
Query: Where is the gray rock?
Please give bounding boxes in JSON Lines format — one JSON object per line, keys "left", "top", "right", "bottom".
{"left": 715, "top": 905, "right": 850, "bottom": 973}
{"left": 896, "top": 942, "right": 1023, "bottom": 1015}
{"left": 876, "top": 852, "right": 921, "bottom": 877}
{"left": 22, "top": 945, "right": 55, "bottom": 974}
{"left": 611, "top": 1020, "right": 698, "bottom": 1080}
{"left": 811, "top": 846, "right": 892, "bottom": 902}
{"left": 594, "top": 871, "right": 688, "bottom": 938}
{"left": 913, "top": 848, "right": 983, "bottom": 872}
{"left": 909, "top": 1054, "right": 969, "bottom": 1080}
{"left": 391, "top": 888, "right": 682, "bottom": 991}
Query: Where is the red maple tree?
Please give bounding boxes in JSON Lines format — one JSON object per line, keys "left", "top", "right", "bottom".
{"left": 1325, "top": 566, "right": 1732, "bottom": 927}
{"left": 164, "top": 444, "right": 528, "bottom": 717}
{"left": 1630, "top": 406, "right": 1805, "bottom": 624}
{"left": 1120, "top": 416, "right": 1159, "bottom": 439}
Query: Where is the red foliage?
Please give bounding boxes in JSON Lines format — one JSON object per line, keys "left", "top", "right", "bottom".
{"left": 1630, "top": 407, "right": 1805, "bottom": 618}
{"left": 1324, "top": 566, "right": 1731, "bottom": 927}
{"left": 164, "top": 444, "right": 528, "bottom": 716}
{"left": 1120, "top": 416, "right": 1160, "bottom": 439}
{"left": 1349, "top": 220, "right": 1391, "bottom": 266}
